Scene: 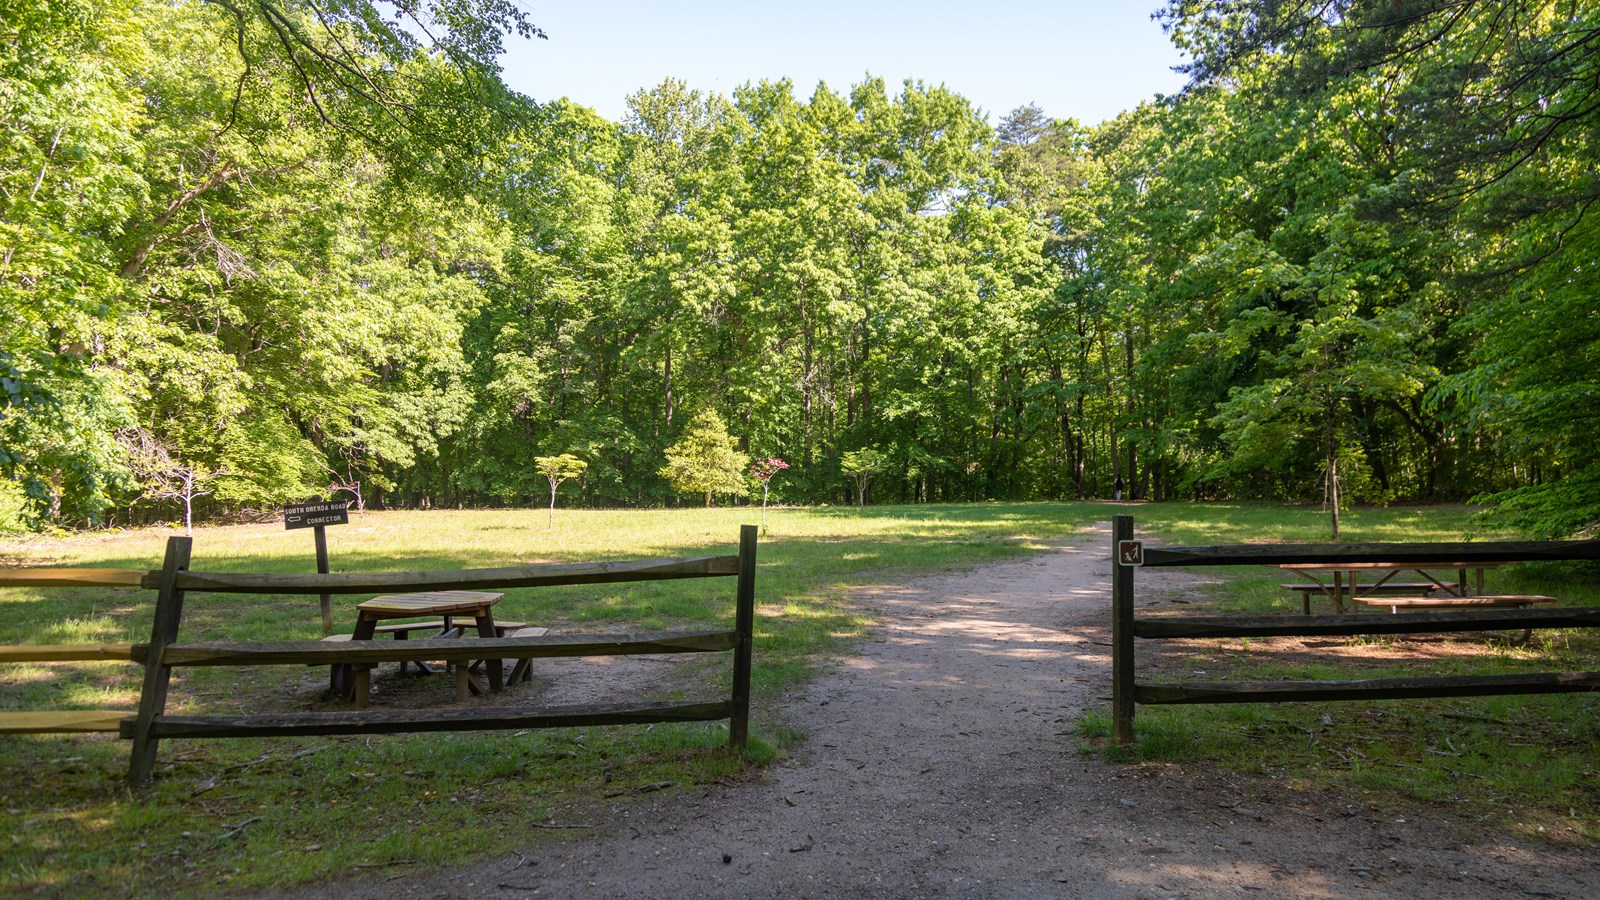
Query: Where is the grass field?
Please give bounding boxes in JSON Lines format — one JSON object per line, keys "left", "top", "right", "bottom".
{"left": 0, "top": 502, "right": 1098, "bottom": 895}
{"left": 3, "top": 501, "right": 1597, "bottom": 893}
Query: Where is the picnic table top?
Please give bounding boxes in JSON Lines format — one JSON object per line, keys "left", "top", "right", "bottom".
{"left": 357, "top": 590, "right": 503, "bottom": 618}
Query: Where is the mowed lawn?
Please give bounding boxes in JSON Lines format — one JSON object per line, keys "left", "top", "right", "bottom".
{"left": 3, "top": 502, "right": 1598, "bottom": 894}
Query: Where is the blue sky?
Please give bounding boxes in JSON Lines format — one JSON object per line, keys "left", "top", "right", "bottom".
{"left": 497, "top": 2, "right": 1190, "bottom": 126}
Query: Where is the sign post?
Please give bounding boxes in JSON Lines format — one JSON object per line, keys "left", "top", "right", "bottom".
{"left": 1112, "top": 516, "right": 1136, "bottom": 746}
{"left": 284, "top": 499, "right": 350, "bottom": 633}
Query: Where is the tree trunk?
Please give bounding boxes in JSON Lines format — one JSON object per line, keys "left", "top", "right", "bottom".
{"left": 1326, "top": 400, "right": 1341, "bottom": 540}
{"left": 664, "top": 343, "right": 674, "bottom": 429}
{"left": 1127, "top": 444, "right": 1137, "bottom": 502}
{"left": 1330, "top": 455, "right": 1341, "bottom": 540}
{"left": 1074, "top": 394, "right": 1086, "bottom": 498}
{"left": 1109, "top": 427, "right": 1120, "bottom": 499}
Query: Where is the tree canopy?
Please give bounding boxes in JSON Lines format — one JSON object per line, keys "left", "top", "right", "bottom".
{"left": 6, "top": 0, "right": 1599, "bottom": 537}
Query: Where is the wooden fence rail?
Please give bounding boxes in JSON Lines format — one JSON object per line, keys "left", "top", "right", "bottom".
{"left": 0, "top": 642, "right": 139, "bottom": 736}
{"left": 0, "top": 525, "right": 760, "bottom": 787}
{"left": 150, "top": 555, "right": 742, "bottom": 594}
{"left": 0, "top": 644, "right": 138, "bottom": 663}
{"left": 0, "top": 568, "right": 145, "bottom": 588}
{"left": 1110, "top": 514, "right": 1600, "bottom": 745}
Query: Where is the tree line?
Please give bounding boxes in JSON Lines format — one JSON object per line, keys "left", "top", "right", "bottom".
{"left": 4, "top": 1, "right": 1596, "bottom": 536}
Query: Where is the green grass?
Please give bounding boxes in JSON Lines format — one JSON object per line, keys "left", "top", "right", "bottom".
{"left": 0, "top": 502, "right": 1100, "bottom": 896}
{"left": 1079, "top": 502, "right": 1600, "bottom": 844}
{"left": 6, "top": 500, "right": 1598, "bottom": 892}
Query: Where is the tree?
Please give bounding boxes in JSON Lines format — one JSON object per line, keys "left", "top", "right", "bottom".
{"left": 659, "top": 410, "right": 749, "bottom": 507}
{"left": 534, "top": 453, "right": 587, "bottom": 528}
{"left": 191, "top": 0, "right": 544, "bottom": 181}
{"left": 840, "top": 448, "right": 886, "bottom": 508}
{"left": 1155, "top": 0, "right": 1600, "bottom": 534}
{"left": 324, "top": 460, "right": 368, "bottom": 515}
{"left": 117, "top": 428, "right": 226, "bottom": 535}
{"left": 749, "top": 456, "right": 788, "bottom": 531}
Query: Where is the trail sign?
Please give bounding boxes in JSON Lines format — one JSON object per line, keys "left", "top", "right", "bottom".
{"left": 283, "top": 499, "right": 349, "bottom": 530}
{"left": 284, "top": 498, "right": 348, "bottom": 633}
{"left": 1118, "top": 540, "right": 1144, "bottom": 567}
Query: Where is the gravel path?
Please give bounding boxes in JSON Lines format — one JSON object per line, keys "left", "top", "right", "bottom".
{"left": 270, "top": 522, "right": 1600, "bottom": 898}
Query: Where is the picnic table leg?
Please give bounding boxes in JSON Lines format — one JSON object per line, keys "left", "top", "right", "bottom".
{"left": 335, "top": 617, "right": 378, "bottom": 701}
{"left": 475, "top": 611, "right": 503, "bottom": 691}
{"left": 353, "top": 666, "right": 372, "bottom": 708}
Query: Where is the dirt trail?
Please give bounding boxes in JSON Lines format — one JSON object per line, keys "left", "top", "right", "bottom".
{"left": 271, "top": 523, "right": 1600, "bottom": 898}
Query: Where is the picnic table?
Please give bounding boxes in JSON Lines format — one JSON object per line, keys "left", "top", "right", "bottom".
{"left": 1278, "top": 561, "right": 1546, "bottom": 614}
{"left": 332, "top": 590, "right": 505, "bottom": 705}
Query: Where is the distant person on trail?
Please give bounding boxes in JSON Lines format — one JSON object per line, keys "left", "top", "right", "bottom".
{"left": 1114, "top": 475, "right": 1124, "bottom": 501}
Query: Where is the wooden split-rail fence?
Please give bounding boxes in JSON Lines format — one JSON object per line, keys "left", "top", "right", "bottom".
{"left": 0, "top": 525, "right": 758, "bottom": 786}
{"left": 1111, "top": 514, "right": 1600, "bottom": 745}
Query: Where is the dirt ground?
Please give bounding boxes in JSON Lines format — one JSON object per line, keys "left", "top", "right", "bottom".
{"left": 259, "top": 522, "right": 1600, "bottom": 898}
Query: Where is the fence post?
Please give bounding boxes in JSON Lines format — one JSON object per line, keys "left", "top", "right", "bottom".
{"left": 127, "top": 536, "right": 192, "bottom": 787}
{"left": 729, "top": 524, "right": 757, "bottom": 752}
{"left": 1112, "top": 514, "right": 1136, "bottom": 746}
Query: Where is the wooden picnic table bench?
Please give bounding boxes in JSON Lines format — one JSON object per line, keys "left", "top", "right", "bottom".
{"left": 321, "top": 620, "right": 529, "bottom": 670}
{"left": 328, "top": 623, "right": 549, "bottom": 700}
{"left": 1351, "top": 594, "right": 1557, "bottom": 612}
{"left": 1352, "top": 594, "right": 1558, "bottom": 641}
{"left": 1280, "top": 582, "right": 1439, "bottom": 594}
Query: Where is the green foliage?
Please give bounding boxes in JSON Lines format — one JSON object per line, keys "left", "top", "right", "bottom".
{"left": 660, "top": 410, "right": 749, "bottom": 507}
{"left": 840, "top": 447, "right": 887, "bottom": 508}
{"left": 0, "top": 477, "right": 31, "bottom": 533}
{"left": 1144, "top": 0, "right": 1600, "bottom": 528}
{"left": 534, "top": 452, "right": 587, "bottom": 527}
{"left": 535, "top": 453, "right": 588, "bottom": 484}
{"left": 4, "top": 0, "right": 1596, "bottom": 532}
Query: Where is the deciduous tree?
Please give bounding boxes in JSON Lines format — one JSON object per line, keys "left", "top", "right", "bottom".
{"left": 534, "top": 453, "right": 587, "bottom": 528}
{"left": 749, "top": 457, "right": 788, "bottom": 531}
{"left": 660, "top": 410, "right": 749, "bottom": 507}
{"left": 840, "top": 448, "right": 886, "bottom": 508}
